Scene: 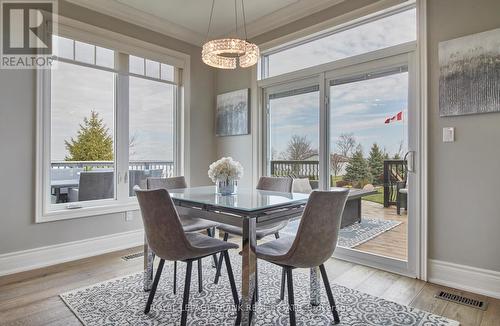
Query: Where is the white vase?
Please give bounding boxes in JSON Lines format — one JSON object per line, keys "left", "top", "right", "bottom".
{"left": 216, "top": 178, "right": 237, "bottom": 195}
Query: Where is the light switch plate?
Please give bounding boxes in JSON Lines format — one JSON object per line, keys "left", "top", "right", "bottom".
{"left": 443, "top": 127, "right": 455, "bottom": 143}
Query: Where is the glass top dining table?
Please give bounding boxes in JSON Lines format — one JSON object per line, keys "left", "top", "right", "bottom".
{"left": 143, "top": 186, "right": 318, "bottom": 326}
{"left": 167, "top": 186, "right": 310, "bottom": 214}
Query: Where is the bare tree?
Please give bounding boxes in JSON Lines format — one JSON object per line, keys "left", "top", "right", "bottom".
{"left": 337, "top": 133, "right": 357, "bottom": 157}
{"left": 330, "top": 153, "right": 349, "bottom": 177}
{"left": 330, "top": 133, "right": 357, "bottom": 176}
{"left": 393, "top": 140, "right": 404, "bottom": 159}
{"left": 129, "top": 134, "right": 138, "bottom": 160}
{"left": 284, "top": 135, "right": 318, "bottom": 160}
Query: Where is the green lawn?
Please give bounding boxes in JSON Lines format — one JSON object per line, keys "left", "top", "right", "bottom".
{"left": 362, "top": 187, "right": 384, "bottom": 205}
{"left": 331, "top": 175, "right": 384, "bottom": 205}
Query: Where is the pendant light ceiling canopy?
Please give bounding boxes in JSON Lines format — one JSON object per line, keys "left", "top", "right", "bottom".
{"left": 202, "top": 0, "right": 259, "bottom": 69}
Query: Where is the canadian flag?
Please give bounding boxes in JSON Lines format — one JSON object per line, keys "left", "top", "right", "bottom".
{"left": 384, "top": 111, "right": 403, "bottom": 124}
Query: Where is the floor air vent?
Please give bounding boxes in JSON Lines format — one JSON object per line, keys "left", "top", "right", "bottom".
{"left": 435, "top": 291, "right": 488, "bottom": 310}
{"left": 121, "top": 252, "right": 144, "bottom": 261}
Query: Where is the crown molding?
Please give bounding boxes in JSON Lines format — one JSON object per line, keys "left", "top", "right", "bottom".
{"left": 64, "top": 0, "right": 345, "bottom": 46}
{"left": 243, "top": 0, "right": 345, "bottom": 40}
{"left": 64, "top": 0, "right": 206, "bottom": 46}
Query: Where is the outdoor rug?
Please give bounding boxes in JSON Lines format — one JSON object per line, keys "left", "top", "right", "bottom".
{"left": 60, "top": 252, "right": 458, "bottom": 326}
{"left": 282, "top": 217, "right": 402, "bottom": 248}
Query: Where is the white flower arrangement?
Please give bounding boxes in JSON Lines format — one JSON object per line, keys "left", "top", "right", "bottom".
{"left": 208, "top": 157, "right": 244, "bottom": 183}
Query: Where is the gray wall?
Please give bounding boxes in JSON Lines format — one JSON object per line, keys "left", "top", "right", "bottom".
{"left": 215, "top": 0, "right": 500, "bottom": 273}
{"left": 427, "top": 0, "right": 500, "bottom": 272}
{"left": 0, "top": 1, "right": 216, "bottom": 254}
{"left": 215, "top": 69, "right": 254, "bottom": 188}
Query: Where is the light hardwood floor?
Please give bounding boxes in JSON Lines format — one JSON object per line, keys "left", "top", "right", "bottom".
{"left": 0, "top": 246, "right": 497, "bottom": 326}
{"left": 354, "top": 200, "right": 408, "bottom": 260}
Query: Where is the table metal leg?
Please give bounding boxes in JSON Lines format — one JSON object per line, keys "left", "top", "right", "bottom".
{"left": 310, "top": 266, "right": 321, "bottom": 306}
{"left": 143, "top": 235, "right": 155, "bottom": 292}
{"left": 238, "top": 218, "right": 257, "bottom": 325}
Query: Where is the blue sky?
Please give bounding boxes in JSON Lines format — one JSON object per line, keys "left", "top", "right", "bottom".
{"left": 51, "top": 61, "right": 174, "bottom": 162}
{"left": 269, "top": 72, "right": 408, "bottom": 159}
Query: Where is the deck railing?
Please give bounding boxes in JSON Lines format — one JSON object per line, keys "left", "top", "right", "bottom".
{"left": 51, "top": 160, "right": 175, "bottom": 177}
{"left": 383, "top": 159, "right": 407, "bottom": 207}
{"left": 270, "top": 160, "right": 319, "bottom": 179}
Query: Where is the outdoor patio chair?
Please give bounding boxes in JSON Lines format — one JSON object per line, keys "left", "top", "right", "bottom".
{"left": 68, "top": 171, "right": 114, "bottom": 202}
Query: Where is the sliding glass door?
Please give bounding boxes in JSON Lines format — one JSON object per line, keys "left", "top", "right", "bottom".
{"left": 327, "top": 61, "right": 414, "bottom": 269}
{"left": 264, "top": 79, "right": 320, "bottom": 183}
{"left": 262, "top": 54, "right": 418, "bottom": 277}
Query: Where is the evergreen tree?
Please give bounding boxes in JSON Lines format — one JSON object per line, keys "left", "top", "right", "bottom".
{"left": 344, "top": 147, "right": 372, "bottom": 187}
{"left": 65, "top": 110, "right": 113, "bottom": 161}
{"left": 368, "top": 143, "right": 385, "bottom": 185}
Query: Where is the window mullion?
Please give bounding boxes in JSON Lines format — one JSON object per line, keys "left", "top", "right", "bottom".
{"left": 115, "top": 53, "right": 130, "bottom": 201}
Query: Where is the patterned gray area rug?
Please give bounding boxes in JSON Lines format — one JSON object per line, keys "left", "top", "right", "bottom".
{"left": 282, "top": 218, "right": 402, "bottom": 248}
{"left": 61, "top": 253, "right": 458, "bottom": 326}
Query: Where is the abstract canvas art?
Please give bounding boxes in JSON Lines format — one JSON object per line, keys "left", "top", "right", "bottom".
{"left": 216, "top": 89, "right": 250, "bottom": 136}
{"left": 439, "top": 28, "right": 500, "bottom": 117}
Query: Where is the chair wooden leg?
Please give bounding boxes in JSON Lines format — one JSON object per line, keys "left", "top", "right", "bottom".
{"left": 207, "top": 228, "right": 218, "bottom": 267}
{"left": 214, "top": 233, "right": 229, "bottom": 284}
{"left": 248, "top": 288, "right": 257, "bottom": 324}
{"left": 223, "top": 251, "right": 241, "bottom": 325}
{"left": 173, "top": 260, "right": 177, "bottom": 294}
{"left": 197, "top": 259, "right": 203, "bottom": 293}
{"left": 144, "top": 259, "right": 165, "bottom": 314}
{"left": 279, "top": 267, "right": 286, "bottom": 300}
{"left": 181, "top": 261, "right": 193, "bottom": 326}
{"left": 223, "top": 251, "right": 239, "bottom": 307}
{"left": 286, "top": 267, "right": 296, "bottom": 326}
{"left": 255, "top": 260, "right": 259, "bottom": 301}
{"left": 397, "top": 193, "right": 401, "bottom": 215}
{"left": 319, "top": 264, "right": 340, "bottom": 324}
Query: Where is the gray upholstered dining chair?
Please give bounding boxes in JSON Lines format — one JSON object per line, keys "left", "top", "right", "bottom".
{"left": 146, "top": 176, "right": 219, "bottom": 294}
{"left": 135, "top": 187, "right": 240, "bottom": 326}
{"left": 214, "top": 176, "right": 293, "bottom": 299}
{"left": 250, "top": 189, "right": 349, "bottom": 325}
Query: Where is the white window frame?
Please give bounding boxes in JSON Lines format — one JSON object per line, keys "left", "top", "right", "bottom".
{"left": 257, "top": 2, "right": 427, "bottom": 279}
{"left": 36, "top": 16, "right": 190, "bottom": 222}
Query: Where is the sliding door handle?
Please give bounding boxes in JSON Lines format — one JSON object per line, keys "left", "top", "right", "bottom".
{"left": 405, "top": 151, "right": 416, "bottom": 173}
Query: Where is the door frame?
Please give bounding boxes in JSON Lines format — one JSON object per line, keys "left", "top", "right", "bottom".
{"left": 258, "top": 41, "right": 427, "bottom": 279}
{"left": 256, "top": 0, "right": 428, "bottom": 280}
{"left": 324, "top": 52, "right": 418, "bottom": 277}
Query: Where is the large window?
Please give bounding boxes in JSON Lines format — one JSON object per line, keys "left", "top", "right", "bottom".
{"left": 266, "top": 84, "right": 320, "bottom": 180}
{"left": 261, "top": 7, "right": 416, "bottom": 78}
{"left": 38, "top": 31, "right": 184, "bottom": 221}
{"left": 129, "top": 76, "right": 176, "bottom": 196}
{"left": 261, "top": 4, "right": 417, "bottom": 266}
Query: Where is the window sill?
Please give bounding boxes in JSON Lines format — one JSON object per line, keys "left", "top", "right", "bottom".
{"left": 36, "top": 201, "right": 140, "bottom": 223}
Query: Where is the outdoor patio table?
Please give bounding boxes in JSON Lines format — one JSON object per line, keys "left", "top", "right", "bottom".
{"left": 51, "top": 179, "right": 79, "bottom": 203}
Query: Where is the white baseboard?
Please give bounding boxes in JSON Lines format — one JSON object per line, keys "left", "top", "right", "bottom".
{"left": 0, "top": 229, "right": 144, "bottom": 277}
{"left": 428, "top": 259, "right": 500, "bottom": 299}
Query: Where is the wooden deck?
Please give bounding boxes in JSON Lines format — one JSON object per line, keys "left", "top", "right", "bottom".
{"left": 0, "top": 246, "right": 497, "bottom": 326}
{"left": 354, "top": 200, "right": 408, "bottom": 260}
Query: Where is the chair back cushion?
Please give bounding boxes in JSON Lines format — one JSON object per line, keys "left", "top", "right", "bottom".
{"left": 256, "top": 176, "right": 293, "bottom": 192}
{"left": 147, "top": 176, "right": 187, "bottom": 190}
{"left": 135, "top": 187, "right": 193, "bottom": 261}
{"left": 292, "top": 178, "right": 313, "bottom": 194}
{"left": 286, "top": 189, "right": 349, "bottom": 268}
{"left": 78, "top": 171, "right": 114, "bottom": 201}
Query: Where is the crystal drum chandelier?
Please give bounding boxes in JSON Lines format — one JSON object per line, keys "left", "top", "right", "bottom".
{"left": 202, "top": 0, "right": 259, "bottom": 69}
